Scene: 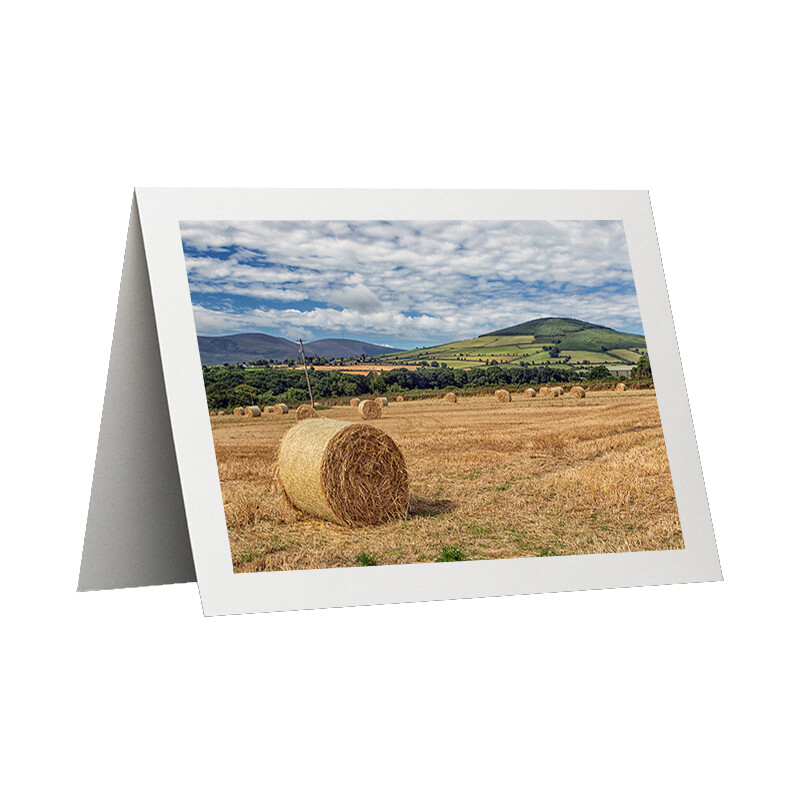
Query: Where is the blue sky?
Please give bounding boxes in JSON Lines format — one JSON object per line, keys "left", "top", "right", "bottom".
{"left": 180, "top": 220, "right": 642, "bottom": 349}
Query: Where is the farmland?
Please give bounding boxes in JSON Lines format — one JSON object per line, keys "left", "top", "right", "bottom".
{"left": 210, "top": 390, "right": 683, "bottom": 572}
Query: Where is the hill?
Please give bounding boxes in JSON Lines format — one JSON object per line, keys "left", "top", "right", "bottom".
{"left": 376, "top": 317, "right": 646, "bottom": 370}
{"left": 197, "top": 333, "right": 400, "bottom": 365}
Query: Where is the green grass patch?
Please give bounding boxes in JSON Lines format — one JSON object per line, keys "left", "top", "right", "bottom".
{"left": 436, "top": 545, "right": 466, "bottom": 562}
{"left": 354, "top": 551, "right": 379, "bottom": 567}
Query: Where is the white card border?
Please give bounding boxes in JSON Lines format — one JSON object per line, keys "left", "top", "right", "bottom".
{"left": 135, "top": 188, "right": 721, "bottom": 616}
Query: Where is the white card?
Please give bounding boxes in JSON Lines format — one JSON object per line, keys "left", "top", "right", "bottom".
{"left": 79, "top": 189, "right": 722, "bottom": 615}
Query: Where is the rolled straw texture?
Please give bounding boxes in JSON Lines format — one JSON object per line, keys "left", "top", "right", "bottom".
{"left": 376, "top": 397, "right": 389, "bottom": 407}
{"left": 274, "top": 403, "right": 289, "bottom": 414}
{"left": 444, "top": 392, "right": 457, "bottom": 403}
{"left": 539, "top": 387, "right": 555, "bottom": 398}
{"left": 296, "top": 404, "right": 317, "bottom": 421}
{"left": 616, "top": 382, "right": 627, "bottom": 392}
{"left": 495, "top": 389, "right": 511, "bottom": 403}
{"left": 276, "top": 419, "right": 409, "bottom": 525}
{"left": 234, "top": 407, "right": 244, "bottom": 416}
{"left": 244, "top": 406, "right": 261, "bottom": 417}
{"left": 349, "top": 398, "right": 360, "bottom": 407}
{"left": 358, "top": 399, "right": 382, "bottom": 419}
{"left": 523, "top": 388, "right": 536, "bottom": 398}
{"left": 395, "top": 395, "right": 404, "bottom": 402}
{"left": 570, "top": 386, "right": 586, "bottom": 398}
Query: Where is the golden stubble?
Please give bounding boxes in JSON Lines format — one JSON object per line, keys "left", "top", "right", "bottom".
{"left": 210, "top": 391, "right": 684, "bottom": 572}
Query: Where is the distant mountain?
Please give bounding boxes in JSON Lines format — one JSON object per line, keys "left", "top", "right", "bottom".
{"left": 303, "top": 339, "right": 400, "bottom": 358}
{"left": 375, "top": 316, "right": 646, "bottom": 368}
{"left": 481, "top": 316, "right": 645, "bottom": 352}
{"left": 481, "top": 316, "right": 612, "bottom": 338}
{"left": 197, "top": 332, "right": 400, "bottom": 365}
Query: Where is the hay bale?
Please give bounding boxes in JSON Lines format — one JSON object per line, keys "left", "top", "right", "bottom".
{"left": 395, "top": 395, "right": 404, "bottom": 402}
{"left": 233, "top": 407, "right": 244, "bottom": 416}
{"left": 358, "top": 399, "right": 382, "bottom": 419}
{"left": 276, "top": 419, "right": 409, "bottom": 525}
{"left": 296, "top": 404, "right": 317, "bottom": 421}
{"left": 244, "top": 405, "right": 261, "bottom": 417}
{"left": 495, "top": 389, "right": 511, "bottom": 403}
{"left": 376, "top": 397, "right": 389, "bottom": 407}
{"left": 616, "top": 382, "right": 627, "bottom": 392}
{"left": 523, "top": 388, "right": 536, "bottom": 398}
{"left": 349, "top": 398, "right": 360, "bottom": 407}
{"left": 263, "top": 406, "right": 273, "bottom": 414}
{"left": 570, "top": 386, "right": 586, "bottom": 398}
{"left": 273, "top": 403, "right": 289, "bottom": 415}
{"left": 444, "top": 392, "right": 457, "bottom": 403}
{"left": 553, "top": 386, "right": 564, "bottom": 397}
{"left": 539, "top": 386, "right": 555, "bottom": 398}
{"left": 217, "top": 410, "right": 225, "bottom": 416}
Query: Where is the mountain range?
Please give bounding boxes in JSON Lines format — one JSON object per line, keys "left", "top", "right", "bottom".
{"left": 197, "top": 333, "right": 401, "bottom": 365}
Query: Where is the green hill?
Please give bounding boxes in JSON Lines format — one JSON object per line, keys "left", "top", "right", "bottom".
{"left": 482, "top": 316, "right": 611, "bottom": 338}
{"left": 376, "top": 317, "right": 646, "bottom": 370}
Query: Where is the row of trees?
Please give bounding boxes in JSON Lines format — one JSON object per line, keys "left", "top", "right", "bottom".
{"left": 203, "top": 357, "right": 652, "bottom": 410}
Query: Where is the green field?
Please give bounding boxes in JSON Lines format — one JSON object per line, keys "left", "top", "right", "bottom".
{"left": 376, "top": 318, "right": 646, "bottom": 370}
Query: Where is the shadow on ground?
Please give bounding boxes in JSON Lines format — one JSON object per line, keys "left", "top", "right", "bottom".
{"left": 409, "top": 496, "right": 457, "bottom": 518}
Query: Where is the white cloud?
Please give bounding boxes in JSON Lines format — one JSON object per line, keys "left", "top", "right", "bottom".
{"left": 181, "top": 219, "right": 642, "bottom": 342}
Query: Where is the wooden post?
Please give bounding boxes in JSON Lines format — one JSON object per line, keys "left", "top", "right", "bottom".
{"left": 298, "top": 339, "right": 315, "bottom": 408}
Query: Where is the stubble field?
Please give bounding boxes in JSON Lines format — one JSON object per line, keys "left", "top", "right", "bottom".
{"left": 210, "top": 391, "right": 684, "bottom": 572}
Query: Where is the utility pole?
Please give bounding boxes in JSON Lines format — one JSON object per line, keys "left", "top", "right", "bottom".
{"left": 298, "top": 339, "right": 315, "bottom": 408}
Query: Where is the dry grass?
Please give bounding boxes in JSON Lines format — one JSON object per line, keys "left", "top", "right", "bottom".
{"left": 209, "top": 390, "right": 684, "bottom": 572}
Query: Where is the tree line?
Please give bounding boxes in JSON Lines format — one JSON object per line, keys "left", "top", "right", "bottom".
{"left": 204, "top": 354, "right": 652, "bottom": 409}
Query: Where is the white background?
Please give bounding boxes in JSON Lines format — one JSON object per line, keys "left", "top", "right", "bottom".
{"left": 2, "top": 2, "right": 796, "bottom": 798}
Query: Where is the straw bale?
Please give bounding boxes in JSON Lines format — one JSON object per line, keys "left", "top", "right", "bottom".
{"left": 217, "top": 411, "right": 225, "bottom": 416}
{"left": 244, "top": 405, "right": 261, "bottom": 417}
{"left": 296, "top": 404, "right": 317, "bottom": 421}
{"left": 523, "top": 388, "right": 536, "bottom": 398}
{"left": 273, "top": 403, "right": 289, "bottom": 415}
{"left": 616, "top": 382, "right": 627, "bottom": 392}
{"left": 276, "top": 419, "right": 409, "bottom": 525}
{"left": 263, "top": 406, "right": 273, "bottom": 414}
{"left": 553, "top": 387, "right": 564, "bottom": 397}
{"left": 495, "top": 389, "right": 511, "bottom": 403}
{"left": 234, "top": 407, "right": 244, "bottom": 416}
{"left": 395, "top": 395, "right": 404, "bottom": 402}
{"left": 570, "top": 386, "right": 586, "bottom": 398}
{"left": 358, "top": 399, "right": 382, "bottom": 419}
{"left": 444, "top": 392, "right": 457, "bottom": 403}
{"left": 539, "top": 386, "right": 555, "bottom": 398}
{"left": 376, "top": 397, "right": 389, "bottom": 407}
{"left": 349, "top": 398, "right": 360, "bottom": 407}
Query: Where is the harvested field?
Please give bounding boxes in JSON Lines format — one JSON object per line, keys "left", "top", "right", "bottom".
{"left": 209, "top": 390, "right": 684, "bottom": 572}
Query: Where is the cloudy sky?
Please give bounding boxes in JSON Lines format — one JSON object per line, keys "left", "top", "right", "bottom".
{"left": 180, "top": 219, "right": 642, "bottom": 349}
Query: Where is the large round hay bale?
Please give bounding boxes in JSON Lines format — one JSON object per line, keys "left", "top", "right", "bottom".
{"left": 553, "top": 386, "right": 564, "bottom": 397}
{"left": 539, "top": 386, "right": 555, "bottom": 398}
{"left": 523, "top": 388, "right": 536, "bottom": 398}
{"left": 444, "top": 392, "right": 457, "bottom": 403}
{"left": 244, "top": 405, "right": 261, "bottom": 417}
{"left": 616, "top": 382, "right": 627, "bottom": 392}
{"left": 570, "top": 386, "right": 586, "bottom": 398}
{"left": 233, "top": 407, "right": 244, "bottom": 416}
{"left": 277, "top": 419, "right": 409, "bottom": 525}
{"left": 358, "top": 399, "right": 382, "bottom": 419}
{"left": 263, "top": 405, "right": 273, "bottom": 414}
{"left": 349, "top": 397, "right": 360, "bottom": 407}
{"left": 217, "top": 410, "right": 226, "bottom": 416}
{"left": 495, "top": 389, "right": 511, "bottom": 403}
{"left": 296, "top": 404, "right": 317, "bottom": 421}
{"left": 395, "top": 395, "right": 404, "bottom": 402}
{"left": 376, "top": 397, "right": 389, "bottom": 407}
{"left": 273, "top": 403, "right": 289, "bottom": 415}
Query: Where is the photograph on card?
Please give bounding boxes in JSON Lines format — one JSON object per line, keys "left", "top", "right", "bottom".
{"left": 179, "top": 219, "right": 683, "bottom": 573}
